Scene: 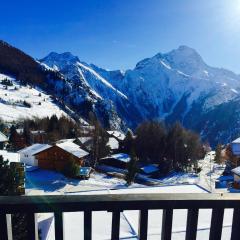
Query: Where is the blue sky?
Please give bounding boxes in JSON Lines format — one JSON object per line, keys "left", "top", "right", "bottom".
{"left": 2, "top": 0, "right": 240, "bottom": 72}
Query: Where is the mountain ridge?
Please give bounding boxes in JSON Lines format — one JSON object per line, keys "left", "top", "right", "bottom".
{"left": 0, "top": 40, "right": 240, "bottom": 146}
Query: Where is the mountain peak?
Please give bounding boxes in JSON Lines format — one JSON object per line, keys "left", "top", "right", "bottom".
{"left": 42, "top": 51, "right": 79, "bottom": 63}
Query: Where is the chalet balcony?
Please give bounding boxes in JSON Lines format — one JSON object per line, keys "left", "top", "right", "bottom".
{"left": 1, "top": 193, "right": 240, "bottom": 240}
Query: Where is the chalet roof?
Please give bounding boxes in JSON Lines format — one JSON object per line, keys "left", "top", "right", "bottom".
{"left": 56, "top": 142, "right": 89, "bottom": 158}
{"left": 231, "top": 166, "right": 240, "bottom": 176}
{"left": 18, "top": 144, "right": 52, "bottom": 156}
{"left": 140, "top": 164, "right": 159, "bottom": 174}
{"left": 101, "top": 153, "right": 130, "bottom": 163}
{"left": 232, "top": 137, "right": 240, "bottom": 144}
{"left": 107, "top": 131, "right": 125, "bottom": 141}
{"left": 77, "top": 137, "right": 92, "bottom": 144}
{"left": 107, "top": 137, "right": 119, "bottom": 150}
{"left": 56, "top": 138, "right": 75, "bottom": 144}
{"left": 0, "top": 132, "right": 8, "bottom": 142}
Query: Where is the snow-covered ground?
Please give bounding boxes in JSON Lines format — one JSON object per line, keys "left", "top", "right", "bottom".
{"left": 198, "top": 151, "right": 226, "bottom": 192}
{"left": 0, "top": 73, "right": 66, "bottom": 122}
{"left": 25, "top": 169, "right": 142, "bottom": 195}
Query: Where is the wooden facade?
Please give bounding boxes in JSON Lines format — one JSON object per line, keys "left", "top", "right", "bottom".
{"left": 35, "top": 145, "right": 84, "bottom": 171}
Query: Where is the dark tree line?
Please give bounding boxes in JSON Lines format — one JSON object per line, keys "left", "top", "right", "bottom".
{"left": 8, "top": 115, "right": 83, "bottom": 150}
{"left": 122, "top": 121, "right": 205, "bottom": 173}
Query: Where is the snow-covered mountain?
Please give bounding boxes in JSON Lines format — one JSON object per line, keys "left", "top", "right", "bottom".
{"left": 41, "top": 46, "right": 240, "bottom": 145}
{"left": 1, "top": 39, "right": 240, "bottom": 146}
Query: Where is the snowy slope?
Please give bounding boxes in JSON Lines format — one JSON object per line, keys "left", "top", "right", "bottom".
{"left": 40, "top": 46, "right": 240, "bottom": 145}
{"left": 0, "top": 73, "right": 66, "bottom": 122}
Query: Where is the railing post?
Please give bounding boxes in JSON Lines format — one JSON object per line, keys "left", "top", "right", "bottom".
{"left": 209, "top": 208, "right": 224, "bottom": 240}
{"left": 111, "top": 210, "right": 121, "bottom": 240}
{"left": 84, "top": 210, "right": 92, "bottom": 240}
{"left": 26, "top": 213, "right": 38, "bottom": 240}
{"left": 161, "top": 209, "right": 173, "bottom": 240}
{"left": 231, "top": 208, "right": 240, "bottom": 240}
{"left": 138, "top": 209, "right": 148, "bottom": 240}
{"left": 185, "top": 208, "right": 199, "bottom": 240}
{"left": 54, "top": 211, "right": 63, "bottom": 240}
{"left": 0, "top": 213, "right": 9, "bottom": 240}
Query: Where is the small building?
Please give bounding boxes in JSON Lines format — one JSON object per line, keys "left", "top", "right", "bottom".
{"left": 106, "top": 131, "right": 126, "bottom": 153}
{"left": 18, "top": 144, "right": 52, "bottom": 166}
{"left": 107, "top": 131, "right": 126, "bottom": 141}
{"left": 231, "top": 138, "right": 240, "bottom": 155}
{"left": 30, "top": 130, "right": 46, "bottom": 143}
{"left": 231, "top": 166, "right": 240, "bottom": 189}
{"left": 100, "top": 153, "right": 130, "bottom": 169}
{"left": 35, "top": 142, "right": 89, "bottom": 172}
{"left": 76, "top": 137, "right": 93, "bottom": 151}
{"left": 0, "top": 131, "right": 8, "bottom": 149}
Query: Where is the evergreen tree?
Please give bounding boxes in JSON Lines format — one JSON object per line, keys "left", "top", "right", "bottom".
{"left": 63, "top": 156, "right": 80, "bottom": 178}
{"left": 0, "top": 155, "right": 27, "bottom": 239}
{"left": 125, "top": 150, "right": 139, "bottom": 186}
{"left": 121, "top": 129, "right": 134, "bottom": 153}
{"left": 89, "top": 112, "right": 110, "bottom": 167}
{"left": 214, "top": 144, "right": 222, "bottom": 164}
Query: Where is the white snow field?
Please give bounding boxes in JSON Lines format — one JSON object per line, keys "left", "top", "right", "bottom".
{"left": 0, "top": 73, "right": 66, "bottom": 122}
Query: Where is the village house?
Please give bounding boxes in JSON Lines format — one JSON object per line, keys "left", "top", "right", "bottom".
{"left": 0, "top": 131, "right": 8, "bottom": 149}
{"left": 30, "top": 130, "right": 46, "bottom": 144}
{"left": 231, "top": 137, "right": 240, "bottom": 155}
{"left": 34, "top": 141, "right": 89, "bottom": 172}
{"left": 100, "top": 153, "right": 130, "bottom": 169}
{"left": 231, "top": 166, "right": 240, "bottom": 189}
{"left": 106, "top": 130, "right": 126, "bottom": 153}
{"left": 18, "top": 143, "right": 52, "bottom": 166}
{"left": 76, "top": 137, "right": 93, "bottom": 151}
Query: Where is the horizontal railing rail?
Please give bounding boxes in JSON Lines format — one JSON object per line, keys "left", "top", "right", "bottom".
{"left": 0, "top": 193, "right": 240, "bottom": 240}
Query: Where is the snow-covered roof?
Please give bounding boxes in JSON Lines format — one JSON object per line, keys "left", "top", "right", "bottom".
{"left": 56, "top": 142, "right": 89, "bottom": 158}
{"left": 107, "top": 131, "right": 125, "bottom": 140}
{"left": 0, "top": 150, "right": 19, "bottom": 163}
{"left": 231, "top": 166, "right": 240, "bottom": 176}
{"left": 18, "top": 144, "right": 52, "bottom": 156}
{"left": 56, "top": 138, "right": 75, "bottom": 144}
{"left": 0, "top": 132, "right": 8, "bottom": 142}
{"left": 140, "top": 164, "right": 159, "bottom": 174}
{"left": 107, "top": 137, "right": 119, "bottom": 150}
{"left": 77, "top": 137, "right": 92, "bottom": 144}
{"left": 101, "top": 153, "right": 130, "bottom": 163}
{"left": 232, "top": 137, "right": 240, "bottom": 144}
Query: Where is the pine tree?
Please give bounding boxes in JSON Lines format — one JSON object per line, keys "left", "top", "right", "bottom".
{"left": 89, "top": 112, "right": 110, "bottom": 168}
{"left": 121, "top": 129, "right": 134, "bottom": 153}
{"left": 0, "top": 155, "right": 27, "bottom": 239}
{"left": 63, "top": 155, "right": 80, "bottom": 178}
{"left": 214, "top": 144, "right": 222, "bottom": 165}
{"left": 125, "top": 150, "right": 139, "bottom": 186}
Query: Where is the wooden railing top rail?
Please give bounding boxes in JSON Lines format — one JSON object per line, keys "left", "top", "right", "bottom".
{"left": 1, "top": 193, "right": 240, "bottom": 213}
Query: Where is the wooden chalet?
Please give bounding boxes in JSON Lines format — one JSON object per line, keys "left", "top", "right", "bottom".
{"left": 34, "top": 141, "right": 89, "bottom": 172}
{"left": 231, "top": 166, "right": 240, "bottom": 189}
{"left": 100, "top": 153, "right": 130, "bottom": 169}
